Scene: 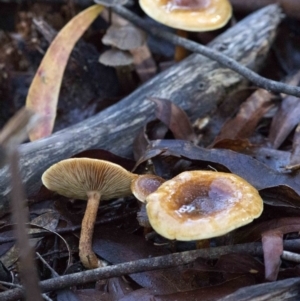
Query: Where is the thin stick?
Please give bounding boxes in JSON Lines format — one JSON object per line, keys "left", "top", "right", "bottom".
{"left": 0, "top": 242, "right": 269, "bottom": 301}
{"left": 282, "top": 250, "right": 300, "bottom": 263}
{"left": 0, "top": 210, "right": 137, "bottom": 244}
{"left": 1, "top": 239, "right": 300, "bottom": 300}
{"left": 0, "top": 281, "right": 52, "bottom": 301}
{"left": 3, "top": 238, "right": 300, "bottom": 300}
{"left": 8, "top": 150, "right": 43, "bottom": 301}
{"left": 110, "top": 4, "right": 300, "bottom": 98}
{"left": 36, "top": 252, "right": 59, "bottom": 278}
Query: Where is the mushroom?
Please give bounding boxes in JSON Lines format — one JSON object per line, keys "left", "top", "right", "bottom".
{"left": 146, "top": 170, "right": 263, "bottom": 241}
{"left": 102, "top": 24, "right": 147, "bottom": 51}
{"left": 99, "top": 48, "right": 135, "bottom": 94}
{"left": 131, "top": 174, "right": 165, "bottom": 229}
{"left": 139, "top": 0, "right": 232, "bottom": 61}
{"left": 101, "top": 22, "right": 156, "bottom": 83}
{"left": 131, "top": 174, "right": 165, "bottom": 203}
{"left": 42, "top": 158, "right": 138, "bottom": 269}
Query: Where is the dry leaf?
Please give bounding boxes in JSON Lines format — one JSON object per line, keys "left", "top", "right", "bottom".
{"left": 148, "top": 97, "right": 197, "bottom": 143}
{"left": 214, "top": 89, "right": 274, "bottom": 143}
{"left": 26, "top": 4, "right": 104, "bottom": 141}
{"left": 269, "top": 95, "right": 300, "bottom": 149}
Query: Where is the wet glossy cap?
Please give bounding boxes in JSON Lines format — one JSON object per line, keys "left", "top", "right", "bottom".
{"left": 42, "top": 158, "right": 138, "bottom": 200}
{"left": 131, "top": 174, "right": 166, "bottom": 203}
{"left": 146, "top": 170, "right": 263, "bottom": 240}
{"left": 139, "top": 0, "right": 232, "bottom": 31}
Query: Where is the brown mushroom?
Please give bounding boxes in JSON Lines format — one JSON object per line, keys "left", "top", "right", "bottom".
{"left": 129, "top": 171, "right": 182, "bottom": 236}
{"left": 99, "top": 48, "right": 135, "bottom": 93}
{"left": 139, "top": 0, "right": 232, "bottom": 61}
{"left": 146, "top": 170, "right": 263, "bottom": 241}
{"left": 131, "top": 174, "right": 165, "bottom": 229}
{"left": 101, "top": 22, "right": 156, "bottom": 83}
{"left": 139, "top": 0, "right": 232, "bottom": 31}
{"left": 102, "top": 24, "right": 147, "bottom": 51}
{"left": 42, "top": 158, "right": 138, "bottom": 269}
{"left": 131, "top": 174, "right": 166, "bottom": 203}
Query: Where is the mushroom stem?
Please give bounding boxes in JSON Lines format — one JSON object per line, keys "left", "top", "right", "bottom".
{"left": 174, "top": 29, "right": 188, "bottom": 62}
{"left": 79, "top": 191, "right": 101, "bottom": 269}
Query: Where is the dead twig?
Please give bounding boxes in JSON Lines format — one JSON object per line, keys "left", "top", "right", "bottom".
{"left": 0, "top": 108, "right": 43, "bottom": 301}
{"left": 0, "top": 242, "right": 261, "bottom": 300}
{"left": 0, "top": 210, "right": 138, "bottom": 244}
{"left": 1, "top": 240, "right": 300, "bottom": 301}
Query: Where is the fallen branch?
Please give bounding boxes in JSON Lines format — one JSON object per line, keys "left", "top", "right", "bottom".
{"left": 0, "top": 211, "right": 138, "bottom": 244}
{"left": 0, "top": 4, "right": 281, "bottom": 217}
{"left": 0, "top": 243, "right": 268, "bottom": 300}
{"left": 1, "top": 239, "right": 300, "bottom": 300}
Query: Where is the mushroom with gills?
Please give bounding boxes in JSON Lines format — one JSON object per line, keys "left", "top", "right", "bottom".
{"left": 99, "top": 48, "right": 135, "bottom": 94}
{"left": 101, "top": 23, "right": 156, "bottom": 83}
{"left": 42, "top": 158, "right": 138, "bottom": 269}
{"left": 131, "top": 174, "right": 165, "bottom": 229}
{"left": 145, "top": 170, "right": 263, "bottom": 241}
{"left": 102, "top": 24, "right": 147, "bottom": 52}
{"left": 131, "top": 174, "right": 166, "bottom": 203}
{"left": 139, "top": 0, "right": 232, "bottom": 61}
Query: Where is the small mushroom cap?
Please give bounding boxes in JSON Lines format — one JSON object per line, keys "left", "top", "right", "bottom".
{"left": 99, "top": 49, "right": 133, "bottom": 67}
{"left": 146, "top": 171, "right": 263, "bottom": 241}
{"left": 139, "top": 0, "right": 232, "bottom": 31}
{"left": 131, "top": 174, "right": 165, "bottom": 203}
{"left": 102, "top": 24, "right": 147, "bottom": 50}
{"left": 42, "top": 158, "right": 138, "bottom": 201}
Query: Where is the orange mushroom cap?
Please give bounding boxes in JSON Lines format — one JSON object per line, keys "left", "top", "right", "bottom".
{"left": 131, "top": 174, "right": 166, "bottom": 203}
{"left": 139, "top": 0, "right": 232, "bottom": 31}
{"left": 146, "top": 170, "right": 263, "bottom": 241}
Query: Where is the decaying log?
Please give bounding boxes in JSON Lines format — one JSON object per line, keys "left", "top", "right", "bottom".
{"left": 0, "top": 5, "right": 282, "bottom": 217}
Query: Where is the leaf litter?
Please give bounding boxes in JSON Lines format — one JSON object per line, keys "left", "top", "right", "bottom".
{"left": 2, "top": 1, "right": 300, "bottom": 300}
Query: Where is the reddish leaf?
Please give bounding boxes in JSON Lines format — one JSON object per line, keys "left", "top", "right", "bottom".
{"left": 154, "top": 275, "right": 254, "bottom": 301}
{"left": 119, "top": 276, "right": 254, "bottom": 301}
{"left": 212, "top": 138, "right": 252, "bottom": 152}
{"left": 105, "top": 277, "right": 133, "bottom": 300}
{"left": 286, "top": 123, "right": 300, "bottom": 170}
{"left": 130, "top": 45, "right": 157, "bottom": 83}
{"left": 202, "top": 88, "right": 255, "bottom": 147}
{"left": 235, "top": 217, "right": 300, "bottom": 243}
{"left": 269, "top": 95, "right": 300, "bottom": 149}
{"left": 213, "top": 89, "right": 274, "bottom": 143}
{"left": 262, "top": 231, "right": 283, "bottom": 281}
{"left": 133, "top": 126, "right": 150, "bottom": 161}
{"left": 132, "top": 120, "right": 168, "bottom": 162}
{"left": 215, "top": 253, "right": 264, "bottom": 281}
{"left": 148, "top": 97, "right": 197, "bottom": 143}
{"left": 213, "top": 141, "right": 290, "bottom": 173}
{"left": 260, "top": 186, "right": 300, "bottom": 208}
